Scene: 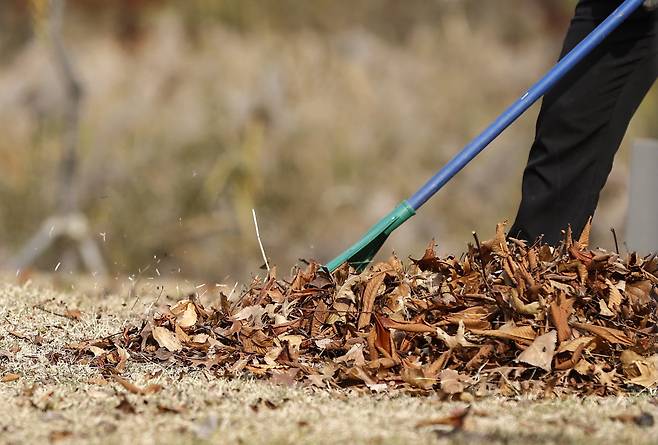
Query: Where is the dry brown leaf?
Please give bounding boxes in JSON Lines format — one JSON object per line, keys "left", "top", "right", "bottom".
{"left": 436, "top": 321, "right": 476, "bottom": 350}
{"left": 190, "top": 333, "right": 210, "bottom": 344}
{"left": 445, "top": 306, "right": 492, "bottom": 329}
{"left": 335, "top": 344, "right": 366, "bottom": 367}
{"left": 549, "top": 296, "right": 572, "bottom": 343}
{"left": 411, "top": 239, "right": 444, "bottom": 272}
{"left": 1, "top": 373, "right": 20, "bottom": 383}
{"left": 116, "top": 395, "right": 136, "bottom": 414}
{"left": 439, "top": 369, "right": 466, "bottom": 394}
{"left": 516, "top": 330, "right": 556, "bottom": 372}
{"left": 379, "top": 317, "right": 435, "bottom": 333}
{"left": 401, "top": 366, "right": 434, "bottom": 390}
{"left": 471, "top": 324, "right": 536, "bottom": 345}
{"left": 232, "top": 305, "right": 268, "bottom": 330}
{"left": 280, "top": 334, "right": 304, "bottom": 361}
{"left": 625, "top": 280, "right": 653, "bottom": 308}
{"left": 556, "top": 336, "right": 595, "bottom": 353}
{"left": 175, "top": 324, "right": 190, "bottom": 343}
{"left": 605, "top": 279, "right": 623, "bottom": 313}
{"left": 577, "top": 218, "right": 592, "bottom": 248}
{"left": 64, "top": 309, "right": 82, "bottom": 320}
{"left": 610, "top": 412, "right": 655, "bottom": 428}
{"left": 598, "top": 299, "right": 614, "bottom": 317}
{"left": 264, "top": 346, "right": 283, "bottom": 366}
{"left": 345, "top": 366, "right": 377, "bottom": 386}
{"left": 621, "top": 350, "right": 658, "bottom": 388}
{"left": 177, "top": 303, "right": 198, "bottom": 328}
{"left": 87, "top": 376, "right": 108, "bottom": 386}
{"left": 115, "top": 347, "right": 130, "bottom": 373}
{"left": 49, "top": 431, "right": 73, "bottom": 442}
{"left": 510, "top": 289, "right": 540, "bottom": 315}
{"left": 416, "top": 406, "right": 471, "bottom": 429}
{"left": 357, "top": 271, "right": 387, "bottom": 330}
{"left": 571, "top": 322, "right": 633, "bottom": 347}
{"left": 113, "top": 375, "right": 144, "bottom": 394}
{"left": 157, "top": 403, "right": 186, "bottom": 414}
{"left": 88, "top": 346, "right": 107, "bottom": 357}
{"left": 169, "top": 299, "right": 190, "bottom": 316}
{"left": 152, "top": 326, "right": 183, "bottom": 352}
{"left": 491, "top": 222, "right": 510, "bottom": 256}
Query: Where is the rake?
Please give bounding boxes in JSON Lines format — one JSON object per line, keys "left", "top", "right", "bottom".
{"left": 325, "top": 0, "right": 645, "bottom": 273}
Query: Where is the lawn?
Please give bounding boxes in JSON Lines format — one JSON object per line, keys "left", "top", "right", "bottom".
{"left": 0, "top": 279, "right": 656, "bottom": 445}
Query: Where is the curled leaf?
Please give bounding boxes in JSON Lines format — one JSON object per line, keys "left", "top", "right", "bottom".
{"left": 152, "top": 326, "right": 182, "bottom": 352}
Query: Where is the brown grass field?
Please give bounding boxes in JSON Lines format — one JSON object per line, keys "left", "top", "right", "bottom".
{"left": 1, "top": 278, "right": 657, "bottom": 445}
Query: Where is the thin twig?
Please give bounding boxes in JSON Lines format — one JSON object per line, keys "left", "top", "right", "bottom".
{"left": 610, "top": 228, "right": 620, "bottom": 255}
{"left": 33, "top": 302, "right": 69, "bottom": 319}
{"left": 251, "top": 208, "right": 270, "bottom": 272}
{"left": 472, "top": 231, "right": 492, "bottom": 293}
{"left": 144, "top": 286, "right": 165, "bottom": 315}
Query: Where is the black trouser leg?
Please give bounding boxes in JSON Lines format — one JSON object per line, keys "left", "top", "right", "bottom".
{"left": 510, "top": 2, "right": 658, "bottom": 244}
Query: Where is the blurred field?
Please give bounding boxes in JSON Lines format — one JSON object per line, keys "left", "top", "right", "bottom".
{"left": 0, "top": 1, "right": 656, "bottom": 282}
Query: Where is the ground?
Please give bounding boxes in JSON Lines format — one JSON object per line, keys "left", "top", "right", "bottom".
{"left": 0, "top": 279, "right": 657, "bottom": 445}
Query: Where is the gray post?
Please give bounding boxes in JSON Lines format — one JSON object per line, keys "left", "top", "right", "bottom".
{"left": 626, "top": 138, "right": 658, "bottom": 253}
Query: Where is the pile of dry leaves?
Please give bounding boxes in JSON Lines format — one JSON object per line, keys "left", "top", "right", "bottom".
{"left": 70, "top": 224, "right": 658, "bottom": 397}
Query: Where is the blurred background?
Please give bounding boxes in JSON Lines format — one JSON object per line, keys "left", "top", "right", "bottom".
{"left": 0, "top": 0, "right": 656, "bottom": 284}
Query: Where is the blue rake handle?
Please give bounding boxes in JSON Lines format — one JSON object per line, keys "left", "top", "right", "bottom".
{"left": 326, "top": 0, "right": 644, "bottom": 272}
{"left": 408, "top": 0, "right": 644, "bottom": 209}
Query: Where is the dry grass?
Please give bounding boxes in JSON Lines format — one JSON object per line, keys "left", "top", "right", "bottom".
{"left": 1, "top": 279, "right": 657, "bottom": 445}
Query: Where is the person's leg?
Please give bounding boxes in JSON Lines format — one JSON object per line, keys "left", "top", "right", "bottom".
{"left": 510, "top": 2, "right": 658, "bottom": 244}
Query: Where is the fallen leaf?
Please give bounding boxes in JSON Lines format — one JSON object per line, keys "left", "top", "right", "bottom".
{"left": 571, "top": 322, "right": 633, "bottom": 346}
{"left": 115, "top": 395, "right": 136, "bottom": 414}
{"left": 620, "top": 351, "right": 658, "bottom": 388}
{"left": 379, "top": 317, "right": 435, "bottom": 333}
{"left": 114, "top": 347, "right": 130, "bottom": 373}
{"left": 335, "top": 344, "right": 366, "bottom": 367}
{"left": 491, "top": 222, "right": 510, "bottom": 256}
{"left": 598, "top": 299, "right": 614, "bottom": 317}
{"left": 577, "top": 219, "right": 592, "bottom": 248}
{"left": 113, "top": 375, "right": 163, "bottom": 395}
{"left": 270, "top": 368, "right": 300, "bottom": 386}
{"left": 157, "top": 403, "right": 185, "bottom": 414}
{"left": 549, "top": 295, "right": 572, "bottom": 342}
{"left": 64, "top": 309, "right": 82, "bottom": 320}
{"left": 471, "top": 323, "right": 536, "bottom": 344}
{"left": 232, "top": 305, "right": 268, "bottom": 330}
{"left": 556, "top": 336, "right": 595, "bottom": 353}
{"left": 177, "top": 303, "right": 198, "bottom": 328}
{"left": 1, "top": 373, "right": 20, "bottom": 383}
{"left": 264, "top": 346, "right": 283, "bottom": 366}
{"left": 357, "top": 271, "right": 387, "bottom": 330}
{"left": 152, "top": 326, "right": 182, "bottom": 352}
{"left": 63, "top": 224, "right": 658, "bottom": 398}
{"left": 605, "top": 279, "right": 623, "bottom": 313}
{"left": 516, "top": 330, "right": 556, "bottom": 372}
{"left": 510, "top": 289, "right": 540, "bottom": 315}
{"left": 49, "top": 430, "right": 73, "bottom": 442}
{"left": 416, "top": 406, "right": 471, "bottom": 430}
{"left": 401, "top": 366, "right": 433, "bottom": 390}
{"left": 87, "top": 376, "right": 108, "bottom": 386}
{"left": 8, "top": 330, "right": 29, "bottom": 340}
{"left": 611, "top": 412, "right": 654, "bottom": 428}
{"left": 439, "top": 369, "right": 466, "bottom": 394}
{"left": 436, "top": 321, "right": 476, "bottom": 349}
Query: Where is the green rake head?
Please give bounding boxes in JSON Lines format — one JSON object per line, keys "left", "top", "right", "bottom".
{"left": 325, "top": 201, "right": 415, "bottom": 273}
